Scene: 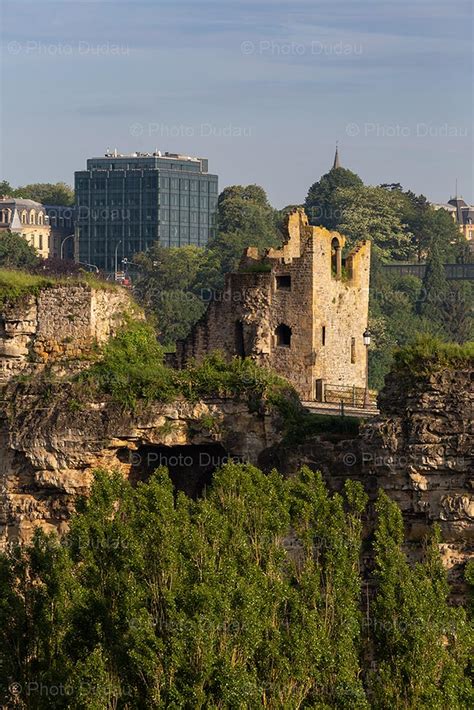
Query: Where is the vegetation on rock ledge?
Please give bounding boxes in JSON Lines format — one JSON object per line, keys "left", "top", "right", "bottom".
{"left": 393, "top": 334, "right": 474, "bottom": 375}
{"left": 0, "top": 464, "right": 472, "bottom": 709}
{"left": 0, "top": 268, "right": 118, "bottom": 305}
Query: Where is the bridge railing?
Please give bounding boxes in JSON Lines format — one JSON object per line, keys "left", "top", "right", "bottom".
{"left": 315, "top": 381, "right": 378, "bottom": 408}
{"left": 382, "top": 263, "right": 474, "bottom": 280}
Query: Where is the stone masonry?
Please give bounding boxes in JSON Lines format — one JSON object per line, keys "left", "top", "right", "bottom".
{"left": 0, "top": 284, "right": 136, "bottom": 383}
{"left": 175, "top": 208, "right": 371, "bottom": 401}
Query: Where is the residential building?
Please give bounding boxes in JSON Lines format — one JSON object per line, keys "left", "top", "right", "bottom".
{"left": 0, "top": 197, "right": 51, "bottom": 259}
{"left": 75, "top": 150, "right": 218, "bottom": 272}
{"left": 432, "top": 196, "right": 474, "bottom": 243}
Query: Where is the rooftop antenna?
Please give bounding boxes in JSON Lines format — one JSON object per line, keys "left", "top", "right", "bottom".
{"left": 455, "top": 178, "right": 458, "bottom": 198}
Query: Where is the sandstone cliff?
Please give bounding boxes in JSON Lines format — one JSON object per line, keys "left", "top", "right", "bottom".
{"left": 262, "top": 365, "right": 473, "bottom": 597}
{"left": 0, "top": 381, "right": 283, "bottom": 548}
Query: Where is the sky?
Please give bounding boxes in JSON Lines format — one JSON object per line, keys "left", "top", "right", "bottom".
{"left": 1, "top": 0, "right": 472, "bottom": 208}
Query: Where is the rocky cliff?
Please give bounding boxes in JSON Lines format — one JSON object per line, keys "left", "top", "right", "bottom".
{"left": 0, "top": 381, "right": 283, "bottom": 548}
{"left": 264, "top": 364, "right": 473, "bottom": 597}
{"left": 1, "top": 363, "right": 471, "bottom": 594}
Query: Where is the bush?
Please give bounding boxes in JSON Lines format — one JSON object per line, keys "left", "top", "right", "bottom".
{"left": 81, "top": 321, "right": 178, "bottom": 408}
{"left": 0, "top": 231, "right": 39, "bottom": 270}
{"left": 393, "top": 334, "right": 474, "bottom": 374}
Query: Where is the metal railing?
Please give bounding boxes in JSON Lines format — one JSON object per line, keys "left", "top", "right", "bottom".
{"left": 382, "top": 263, "right": 473, "bottom": 281}
{"left": 317, "top": 382, "right": 378, "bottom": 408}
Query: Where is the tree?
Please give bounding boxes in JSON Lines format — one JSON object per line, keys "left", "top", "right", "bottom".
{"left": 133, "top": 244, "right": 207, "bottom": 344}
{"left": 0, "top": 179, "right": 13, "bottom": 195}
{"left": 440, "top": 282, "right": 473, "bottom": 344}
{"left": 331, "top": 185, "right": 413, "bottom": 260}
{"left": 417, "top": 237, "right": 448, "bottom": 326}
{"left": 0, "top": 231, "right": 39, "bottom": 269}
{"left": 14, "top": 182, "right": 74, "bottom": 206}
{"left": 305, "top": 167, "right": 363, "bottom": 229}
{"left": 369, "top": 491, "right": 473, "bottom": 708}
{"left": 217, "top": 184, "right": 277, "bottom": 241}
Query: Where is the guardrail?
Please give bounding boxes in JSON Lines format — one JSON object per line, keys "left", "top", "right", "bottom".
{"left": 316, "top": 381, "right": 378, "bottom": 408}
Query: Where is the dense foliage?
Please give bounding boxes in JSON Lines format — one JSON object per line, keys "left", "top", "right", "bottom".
{"left": 80, "top": 320, "right": 300, "bottom": 415}
{"left": 392, "top": 334, "right": 474, "bottom": 375}
{"left": 0, "top": 231, "right": 39, "bottom": 270}
{"left": 0, "top": 465, "right": 472, "bottom": 709}
{"left": 0, "top": 180, "right": 74, "bottom": 206}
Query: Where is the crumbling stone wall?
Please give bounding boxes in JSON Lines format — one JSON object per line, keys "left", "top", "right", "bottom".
{"left": 0, "top": 284, "right": 135, "bottom": 383}
{"left": 176, "top": 209, "right": 371, "bottom": 400}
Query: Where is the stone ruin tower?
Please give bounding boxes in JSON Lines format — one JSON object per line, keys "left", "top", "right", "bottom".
{"left": 175, "top": 208, "right": 371, "bottom": 401}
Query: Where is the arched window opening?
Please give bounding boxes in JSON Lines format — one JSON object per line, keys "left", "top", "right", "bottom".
{"left": 37, "top": 212, "right": 44, "bottom": 225}
{"left": 29, "top": 210, "right": 36, "bottom": 225}
{"left": 331, "top": 237, "right": 341, "bottom": 278}
{"left": 21, "top": 210, "right": 27, "bottom": 224}
{"left": 276, "top": 323, "right": 292, "bottom": 348}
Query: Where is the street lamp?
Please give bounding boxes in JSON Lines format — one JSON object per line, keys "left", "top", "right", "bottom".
{"left": 363, "top": 328, "right": 371, "bottom": 408}
{"left": 114, "top": 240, "right": 122, "bottom": 280}
{"left": 60, "top": 233, "right": 75, "bottom": 260}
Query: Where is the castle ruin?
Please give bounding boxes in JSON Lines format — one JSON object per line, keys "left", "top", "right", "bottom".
{"left": 176, "top": 208, "right": 371, "bottom": 401}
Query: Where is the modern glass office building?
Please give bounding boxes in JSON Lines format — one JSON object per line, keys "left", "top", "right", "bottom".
{"left": 75, "top": 151, "right": 218, "bottom": 272}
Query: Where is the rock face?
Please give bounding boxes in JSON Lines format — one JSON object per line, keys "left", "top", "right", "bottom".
{"left": 360, "top": 367, "right": 473, "bottom": 596}
{"left": 0, "top": 284, "right": 135, "bottom": 383}
{"left": 264, "top": 366, "right": 473, "bottom": 598}
{"left": 0, "top": 338, "right": 471, "bottom": 599}
{"left": 0, "top": 382, "right": 282, "bottom": 548}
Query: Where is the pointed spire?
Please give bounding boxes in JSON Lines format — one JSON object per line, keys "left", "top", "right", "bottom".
{"left": 332, "top": 142, "right": 341, "bottom": 170}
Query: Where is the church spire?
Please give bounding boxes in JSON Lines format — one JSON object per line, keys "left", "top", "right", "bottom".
{"left": 332, "top": 143, "right": 341, "bottom": 169}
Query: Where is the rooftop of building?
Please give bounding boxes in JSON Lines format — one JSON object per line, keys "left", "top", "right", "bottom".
{"left": 0, "top": 196, "right": 46, "bottom": 209}
{"left": 96, "top": 150, "right": 204, "bottom": 163}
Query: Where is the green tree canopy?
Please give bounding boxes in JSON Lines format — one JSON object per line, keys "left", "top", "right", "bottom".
{"left": 305, "top": 166, "right": 363, "bottom": 229}
{"left": 0, "top": 179, "right": 13, "bottom": 195}
{"left": 369, "top": 490, "right": 473, "bottom": 708}
{"left": 0, "top": 231, "right": 39, "bottom": 269}
{"left": 331, "top": 185, "right": 413, "bottom": 260}
{"left": 1, "top": 464, "right": 472, "bottom": 708}
{"left": 132, "top": 244, "right": 207, "bottom": 345}
{"left": 13, "top": 182, "right": 74, "bottom": 206}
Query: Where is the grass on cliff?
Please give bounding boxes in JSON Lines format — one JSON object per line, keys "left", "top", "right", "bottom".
{"left": 0, "top": 270, "right": 57, "bottom": 304}
{"left": 0, "top": 268, "right": 119, "bottom": 305}
{"left": 80, "top": 320, "right": 300, "bottom": 415}
{"left": 393, "top": 334, "right": 474, "bottom": 375}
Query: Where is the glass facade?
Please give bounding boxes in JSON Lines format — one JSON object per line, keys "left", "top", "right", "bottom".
{"left": 75, "top": 153, "right": 218, "bottom": 272}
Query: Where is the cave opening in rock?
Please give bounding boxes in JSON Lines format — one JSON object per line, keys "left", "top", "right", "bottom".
{"left": 118, "top": 443, "right": 232, "bottom": 498}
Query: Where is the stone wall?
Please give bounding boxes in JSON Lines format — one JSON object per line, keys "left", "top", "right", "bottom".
{"left": 175, "top": 209, "right": 371, "bottom": 401}
{"left": 0, "top": 284, "right": 135, "bottom": 383}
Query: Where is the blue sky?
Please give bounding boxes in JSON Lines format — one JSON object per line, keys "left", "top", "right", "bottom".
{"left": 1, "top": 0, "right": 472, "bottom": 207}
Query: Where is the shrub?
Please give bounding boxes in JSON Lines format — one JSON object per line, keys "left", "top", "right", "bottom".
{"left": 393, "top": 334, "right": 474, "bottom": 374}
